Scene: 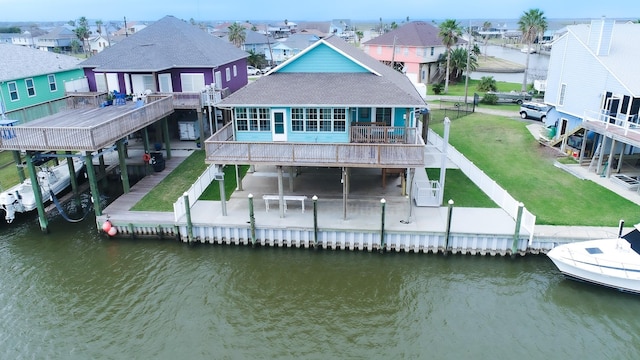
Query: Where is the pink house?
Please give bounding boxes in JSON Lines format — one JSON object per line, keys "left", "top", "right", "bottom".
{"left": 363, "top": 21, "right": 465, "bottom": 85}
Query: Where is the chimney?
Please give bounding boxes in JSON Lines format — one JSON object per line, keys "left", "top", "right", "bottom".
{"left": 587, "top": 16, "right": 614, "bottom": 56}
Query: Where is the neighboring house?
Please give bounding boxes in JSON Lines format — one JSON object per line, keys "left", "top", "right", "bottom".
{"left": 88, "top": 34, "right": 110, "bottom": 54}
{"left": 363, "top": 21, "right": 465, "bottom": 84}
{"left": 330, "top": 19, "right": 353, "bottom": 36}
{"left": 0, "top": 43, "right": 84, "bottom": 121}
{"left": 36, "top": 26, "right": 77, "bottom": 52}
{"left": 113, "top": 22, "right": 147, "bottom": 37}
{"left": 297, "top": 21, "right": 331, "bottom": 38}
{"left": 0, "top": 33, "right": 13, "bottom": 44}
{"left": 269, "top": 34, "right": 319, "bottom": 64}
{"left": 544, "top": 18, "right": 640, "bottom": 178}
{"left": 11, "top": 31, "right": 36, "bottom": 47}
{"left": 79, "top": 15, "right": 249, "bottom": 96}
{"left": 224, "top": 29, "right": 273, "bottom": 55}
{"left": 207, "top": 35, "right": 428, "bottom": 209}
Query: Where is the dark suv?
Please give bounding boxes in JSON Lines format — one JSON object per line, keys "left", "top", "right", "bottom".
{"left": 519, "top": 102, "right": 550, "bottom": 121}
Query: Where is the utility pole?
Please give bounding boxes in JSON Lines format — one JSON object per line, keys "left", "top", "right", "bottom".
{"left": 464, "top": 21, "right": 472, "bottom": 106}
{"left": 124, "top": 17, "right": 128, "bottom": 37}
{"left": 390, "top": 36, "right": 397, "bottom": 70}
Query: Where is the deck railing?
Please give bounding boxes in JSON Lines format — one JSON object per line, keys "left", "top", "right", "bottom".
{"left": 0, "top": 96, "right": 174, "bottom": 151}
{"left": 583, "top": 109, "right": 640, "bottom": 137}
{"left": 350, "top": 125, "right": 418, "bottom": 144}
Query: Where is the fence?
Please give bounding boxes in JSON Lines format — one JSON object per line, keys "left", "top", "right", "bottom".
{"left": 428, "top": 128, "right": 536, "bottom": 243}
{"left": 173, "top": 164, "right": 219, "bottom": 222}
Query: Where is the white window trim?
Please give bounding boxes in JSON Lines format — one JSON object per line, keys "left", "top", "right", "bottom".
{"left": 8, "top": 81, "right": 19, "bottom": 101}
{"left": 25, "top": 78, "right": 36, "bottom": 97}
{"left": 559, "top": 83, "right": 566, "bottom": 106}
{"left": 48, "top": 74, "right": 57, "bottom": 92}
{"left": 233, "top": 65, "right": 237, "bottom": 77}
{"left": 225, "top": 68, "right": 231, "bottom": 82}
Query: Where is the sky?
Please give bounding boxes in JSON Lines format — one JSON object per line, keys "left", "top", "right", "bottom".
{"left": 2, "top": 0, "right": 640, "bottom": 23}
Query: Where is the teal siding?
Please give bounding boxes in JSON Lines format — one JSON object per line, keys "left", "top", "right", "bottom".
{"left": 1, "top": 69, "right": 85, "bottom": 113}
{"left": 236, "top": 131, "right": 273, "bottom": 142}
{"left": 278, "top": 43, "right": 370, "bottom": 73}
{"left": 288, "top": 132, "right": 349, "bottom": 143}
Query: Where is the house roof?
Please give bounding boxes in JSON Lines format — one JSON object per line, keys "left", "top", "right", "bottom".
{"left": 79, "top": 15, "right": 248, "bottom": 72}
{"left": 39, "top": 26, "right": 77, "bottom": 40}
{"left": 568, "top": 22, "right": 640, "bottom": 95}
{"left": 364, "top": 21, "right": 462, "bottom": 47}
{"left": 0, "top": 43, "right": 82, "bottom": 82}
{"left": 219, "top": 35, "right": 425, "bottom": 108}
{"left": 275, "top": 33, "right": 319, "bottom": 51}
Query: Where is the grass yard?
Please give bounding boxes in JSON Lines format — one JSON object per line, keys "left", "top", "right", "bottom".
{"left": 430, "top": 113, "right": 640, "bottom": 226}
{"left": 131, "top": 150, "right": 250, "bottom": 211}
{"left": 131, "top": 150, "right": 208, "bottom": 211}
{"left": 426, "top": 168, "right": 498, "bottom": 208}
{"left": 432, "top": 78, "right": 524, "bottom": 97}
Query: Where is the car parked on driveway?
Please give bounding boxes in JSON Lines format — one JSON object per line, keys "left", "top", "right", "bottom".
{"left": 520, "top": 102, "right": 550, "bottom": 121}
{"left": 247, "top": 66, "right": 261, "bottom": 76}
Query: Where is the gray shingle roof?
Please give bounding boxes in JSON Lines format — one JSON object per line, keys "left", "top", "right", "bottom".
{"left": 79, "top": 15, "right": 248, "bottom": 72}
{"left": 219, "top": 35, "right": 426, "bottom": 108}
{"left": 0, "top": 44, "right": 82, "bottom": 82}
{"left": 364, "top": 21, "right": 461, "bottom": 47}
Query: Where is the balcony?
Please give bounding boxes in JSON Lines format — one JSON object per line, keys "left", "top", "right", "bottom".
{"left": 204, "top": 123, "right": 425, "bottom": 168}
{"left": 583, "top": 110, "right": 640, "bottom": 148}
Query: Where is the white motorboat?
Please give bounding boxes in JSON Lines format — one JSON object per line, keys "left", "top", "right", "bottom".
{"left": 0, "top": 156, "right": 85, "bottom": 223}
{"left": 521, "top": 46, "right": 536, "bottom": 54}
{"left": 547, "top": 222, "right": 640, "bottom": 294}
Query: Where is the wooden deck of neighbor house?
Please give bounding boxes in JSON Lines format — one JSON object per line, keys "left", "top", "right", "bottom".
{"left": 0, "top": 95, "right": 175, "bottom": 152}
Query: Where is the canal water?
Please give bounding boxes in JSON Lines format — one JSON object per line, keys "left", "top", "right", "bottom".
{"left": 471, "top": 45, "right": 551, "bottom": 83}
{"left": 2, "top": 213, "right": 640, "bottom": 359}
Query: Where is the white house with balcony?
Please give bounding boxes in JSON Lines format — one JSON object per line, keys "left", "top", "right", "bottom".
{"left": 544, "top": 18, "right": 640, "bottom": 179}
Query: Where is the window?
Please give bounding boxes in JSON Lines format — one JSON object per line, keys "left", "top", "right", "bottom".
{"left": 291, "top": 107, "right": 346, "bottom": 132}
{"left": 376, "top": 107, "right": 392, "bottom": 125}
{"left": 403, "top": 47, "right": 408, "bottom": 56}
{"left": 559, "top": 83, "right": 566, "bottom": 106}
{"left": 225, "top": 67, "right": 231, "bottom": 82}
{"left": 8, "top": 82, "right": 18, "bottom": 101}
{"left": 377, "top": 46, "right": 382, "bottom": 54}
{"left": 235, "top": 107, "right": 270, "bottom": 131}
{"left": 306, "top": 108, "right": 318, "bottom": 131}
{"left": 292, "top": 108, "right": 305, "bottom": 131}
{"left": 233, "top": 65, "right": 237, "bottom": 77}
{"left": 180, "top": 73, "right": 205, "bottom": 92}
{"left": 430, "top": 47, "right": 434, "bottom": 56}
{"left": 320, "top": 108, "right": 332, "bottom": 131}
{"left": 416, "top": 48, "right": 422, "bottom": 56}
{"left": 333, "top": 108, "right": 346, "bottom": 132}
{"left": 47, "top": 74, "right": 57, "bottom": 92}
{"left": 25, "top": 78, "right": 35, "bottom": 97}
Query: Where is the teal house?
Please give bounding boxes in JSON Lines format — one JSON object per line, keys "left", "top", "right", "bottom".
{"left": 0, "top": 44, "right": 85, "bottom": 122}
{"left": 206, "top": 35, "right": 428, "bottom": 212}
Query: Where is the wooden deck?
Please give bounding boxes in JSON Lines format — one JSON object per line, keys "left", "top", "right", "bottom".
{"left": 204, "top": 123, "right": 426, "bottom": 168}
{"left": 583, "top": 111, "right": 640, "bottom": 148}
{"left": 0, "top": 96, "right": 175, "bottom": 152}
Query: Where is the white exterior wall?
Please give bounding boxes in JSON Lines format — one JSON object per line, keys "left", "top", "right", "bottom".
{"left": 545, "top": 30, "right": 629, "bottom": 120}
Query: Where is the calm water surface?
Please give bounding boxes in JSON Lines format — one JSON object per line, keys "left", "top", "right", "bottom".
{"left": 1, "top": 215, "right": 640, "bottom": 359}
{"left": 471, "top": 45, "right": 551, "bottom": 83}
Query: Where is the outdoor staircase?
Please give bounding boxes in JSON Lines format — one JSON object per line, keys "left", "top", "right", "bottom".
{"left": 546, "top": 125, "right": 583, "bottom": 148}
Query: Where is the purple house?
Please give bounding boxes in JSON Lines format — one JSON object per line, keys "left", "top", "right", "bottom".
{"left": 80, "top": 15, "right": 249, "bottom": 95}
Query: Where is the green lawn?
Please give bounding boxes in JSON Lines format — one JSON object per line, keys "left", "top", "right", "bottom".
{"left": 131, "top": 150, "right": 250, "bottom": 211}
{"left": 131, "top": 150, "right": 209, "bottom": 211}
{"left": 431, "top": 78, "right": 523, "bottom": 97}
{"left": 430, "top": 113, "right": 640, "bottom": 226}
{"left": 426, "top": 168, "right": 498, "bottom": 208}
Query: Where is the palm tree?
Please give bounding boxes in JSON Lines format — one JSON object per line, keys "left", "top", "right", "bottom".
{"left": 482, "top": 21, "right": 491, "bottom": 60}
{"left": 227, "top": 23, "right": 246, "bottom": 48}
{"left": 355, "top": 30, "right": 364, "bottom": 44}
{"left": 438, "top": 19, "right": 462, "bottom": 94}
{"left": 74, "top": 17, "right": 91, "bottom": 57}
{"left": 518, "top": 8, "right": 547, "bottom": 92}
{"left": 449, "top": 47, "right": 478, "bottom": 80}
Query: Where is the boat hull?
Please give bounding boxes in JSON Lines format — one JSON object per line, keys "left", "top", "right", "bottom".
{"left": 547, "top": 238, "right": 640, "bottom": 295}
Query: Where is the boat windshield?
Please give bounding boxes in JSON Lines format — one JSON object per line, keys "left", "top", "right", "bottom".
{"left": 622, "top": 229, "right": 640, "bottom": 255}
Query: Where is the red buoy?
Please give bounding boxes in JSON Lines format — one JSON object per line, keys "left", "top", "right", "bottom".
{"left": 107, "top": 227, "right": 117, "bottom": 236}
{"left": 102, "top": 220, "right": 112, "bottom": 232}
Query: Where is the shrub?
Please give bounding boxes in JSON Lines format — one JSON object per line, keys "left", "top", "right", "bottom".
{"left": 432, "top": 83, "right": 444, "bottom": 95}
{"left": 481, "top": 93, "right": 498, "bottom": 105}
{"left": 477, "top": 76, "right": 497, "bottom": 92}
